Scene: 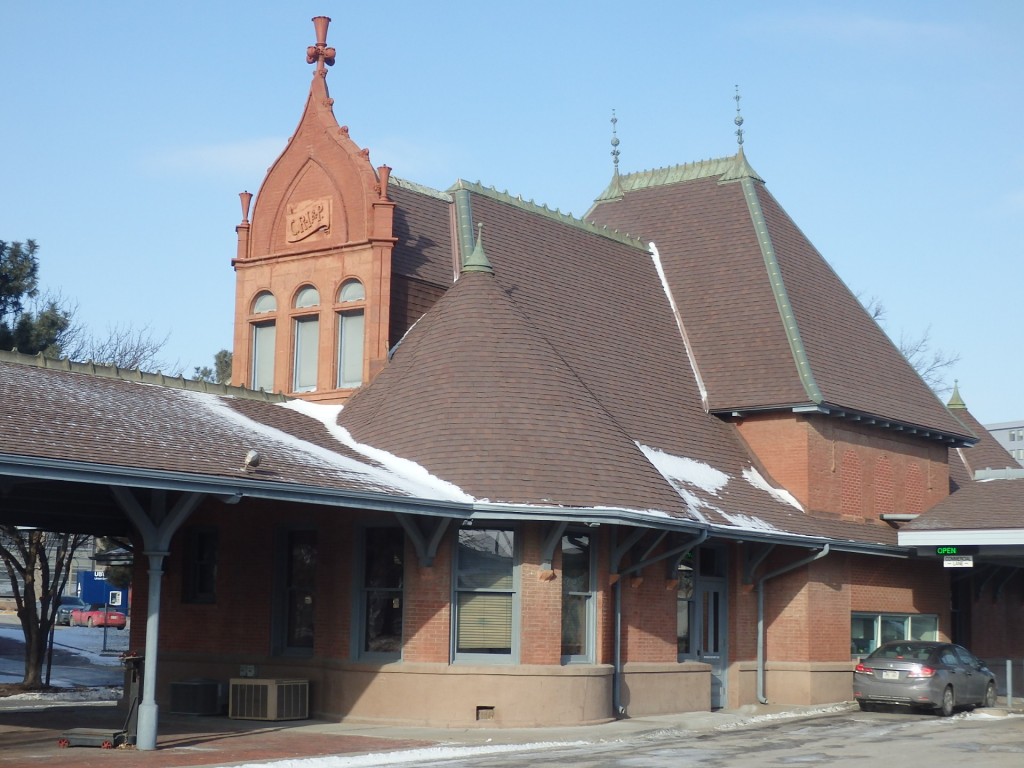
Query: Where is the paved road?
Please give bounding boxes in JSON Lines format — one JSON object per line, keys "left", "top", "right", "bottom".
{"left": 403, "top": 709, "right": 1024, "bottom": 768}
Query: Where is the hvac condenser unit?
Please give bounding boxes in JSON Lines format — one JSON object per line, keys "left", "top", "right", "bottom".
{"left": 228, "top": 678, "right": 309, "bottom": 721}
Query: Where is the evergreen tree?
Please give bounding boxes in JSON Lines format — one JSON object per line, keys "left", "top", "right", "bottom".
{"left": 0, "top": 240, "right": 71, "bottom": 356}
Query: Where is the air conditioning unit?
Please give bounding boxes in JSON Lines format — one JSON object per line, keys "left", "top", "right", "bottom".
{"left": 228, "top": 678, "right": 309, "bottom": 721}
{"left": 170, "top": 679, "right": 222, "bottom": 715}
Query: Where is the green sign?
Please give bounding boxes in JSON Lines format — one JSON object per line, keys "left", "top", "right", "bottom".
{"left": 933, "top": 546, "right": 978, "bottom": 556}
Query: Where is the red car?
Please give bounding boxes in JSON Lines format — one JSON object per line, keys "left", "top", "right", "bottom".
{"left": 70, "top": 604, "right": 127, "bottom": 629}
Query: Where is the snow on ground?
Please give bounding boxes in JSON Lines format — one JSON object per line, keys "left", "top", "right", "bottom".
{"left": 0, "top": 619, "right": 125, "bottom": 701}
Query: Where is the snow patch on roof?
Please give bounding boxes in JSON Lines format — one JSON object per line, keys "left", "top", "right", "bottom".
{"left": 715, "top": 511, "right": 783, "bottom": 533}
{"left": 742, "top": 467, "right": 804, "bottom": 511}
{"left": 183, "top": 391, "right": 471, "bottom": 501}
{"left": 650, "top": 242, "right": 708, "bottom": 409}
{"left": 639, "top": 444, "right": 729, "bottom": 495}
{"left": 281, "top": 399, "right": 475, "bottom": 503}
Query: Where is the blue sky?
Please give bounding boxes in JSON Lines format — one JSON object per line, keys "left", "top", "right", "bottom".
{"left": 1, "top": 2, "right": 1021, "bottom": 424}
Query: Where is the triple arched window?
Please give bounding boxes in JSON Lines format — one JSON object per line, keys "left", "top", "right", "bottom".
{"left": 247, "top": 279, "right": 365, "bottom": 394}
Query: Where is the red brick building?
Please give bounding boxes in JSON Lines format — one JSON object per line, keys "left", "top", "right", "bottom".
{"left": 2, "top": 14, "right": 1023, "bottom": 750}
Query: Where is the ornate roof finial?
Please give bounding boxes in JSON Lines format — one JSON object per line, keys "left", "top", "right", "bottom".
{"left": 734, "top": 85, "right": 745, "bottom": 147}
{"left": 947, "top": 379, "right": 967, "bottom": 409}
{"left": 462, "top": 223, "right": 494, "bottom": 274}
{"left": 610, "top": 109, "right": 621, "bottom": 175}
{"left": 306, "top": 16, "right": 336, "bottom": 74}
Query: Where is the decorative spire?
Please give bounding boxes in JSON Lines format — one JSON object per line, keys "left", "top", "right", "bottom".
{"left": 306, "top": 16, "right": 336, "bottom": 74}
{"left": 462, "top": 223, "right": 494, "bottom": 274}
{"left": 734, "top": 85, "right": 745, "bottom": 147}
{"left": 610, "top": 109, "right": 621, "bottom": 175}
{"left": 947, "top": 379, "right": 967, "bottom": 409}
{"left": 604, "top": 109, "right": 625, "bottom": 200}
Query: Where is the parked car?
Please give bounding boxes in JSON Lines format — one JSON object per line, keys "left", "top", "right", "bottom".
{"left": 69, "top": 604, "right": 127, "bottom": 630}
{"left": 55, "top": 596, "right": 87, "bottom": 626}
{"left": 853, "top": 640, "right": 996, "bottom": 716}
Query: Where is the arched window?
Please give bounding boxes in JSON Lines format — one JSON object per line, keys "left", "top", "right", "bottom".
{"left": 293, "top": 285, "right": 320, "bottom": 392}
{"left": 250, "top": 291, "right": 277, "bottom": 392}
{"left": 336, "top": 279, "right": 365, "bottom": 388}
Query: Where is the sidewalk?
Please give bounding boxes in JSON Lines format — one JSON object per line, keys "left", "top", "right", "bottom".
{"left": 0, "top": 696, "right": 856, "bottom": 767}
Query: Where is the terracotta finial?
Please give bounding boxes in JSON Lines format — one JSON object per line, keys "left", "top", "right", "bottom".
{"left": 239, "top": 191, "right": 253, "bottom": 224}
{"left": 306, "top": 16, "right": 336, "bottom": 72}
{"left": 377, "top": 165, "right": 391, "bottom": 201}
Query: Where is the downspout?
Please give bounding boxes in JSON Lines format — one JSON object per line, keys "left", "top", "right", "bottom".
{"left": 612, "top": 529, "right": 708, "bottom": 718}
{"left": 756, "top": 544, "right": 830, "bottom": 704}
{"left": 613, "top": 578, "right": 623, "bottom": 717}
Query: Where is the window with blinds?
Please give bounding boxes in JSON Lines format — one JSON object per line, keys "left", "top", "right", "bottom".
{"left": 454, "top": 528, "right": 517, "bottom": 659}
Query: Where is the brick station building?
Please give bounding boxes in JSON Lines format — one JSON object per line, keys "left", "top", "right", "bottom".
{"left": 2, "top": 15, "right": 1023, "bottom": 743}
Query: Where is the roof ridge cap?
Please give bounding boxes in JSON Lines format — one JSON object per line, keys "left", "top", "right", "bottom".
{"left": 391, "top": 175, "right": 452, "bottom": 202}
{"left": 0, "top": 348, "right": 290, "bottom": 403}
{"left": 448, "top": 179, "right": 646, "bottom": 249}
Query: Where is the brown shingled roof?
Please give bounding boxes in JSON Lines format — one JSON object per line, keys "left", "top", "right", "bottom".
{"left": 901, "top": 476, "right": 1024, "bottom": 534}
{"left": 0, "top": 357, "right": 466, "bottom": 504}
{"left": 587, "top": 154, "right": 973, "bottom": 442}
{"left": 947, "top": 396, "right": 1022, "bottom": 480}
{"left": 340, "top": 184, "right": 904, "bottom": 548}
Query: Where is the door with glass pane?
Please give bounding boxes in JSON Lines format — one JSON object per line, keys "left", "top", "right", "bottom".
{"left": 694, "top": 580, "right": 727, "bottom": 708}
{"left": 678, "top": 547, "right": 728, "bottom": 709}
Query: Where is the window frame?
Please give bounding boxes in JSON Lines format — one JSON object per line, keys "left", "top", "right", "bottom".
{"left": 451, "top": 526, "right": 519, "bottom": 664}
{"left": 249, "top": 291, "right": 277, "bottom": 392}
{"left": 851, "top": 611, "right": 939, "bottom": 657}
{"left": 560, "top": 530, "right": 596, "bottom": 664}
{"left": 354, "top": 526, "right": 405, "bottom": 661}
{"left": 181, "top": 527, "right": 218, "bottom": 604}
{"left": 335, "top": 279, "right": 366, "bottom": 390}
{"left": 272, "top": 528, "right": 318, "bottom": 657}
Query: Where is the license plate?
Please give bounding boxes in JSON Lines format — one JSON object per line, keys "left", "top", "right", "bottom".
{"left": 881, "top": 670, "right": 900, "bottom": 680}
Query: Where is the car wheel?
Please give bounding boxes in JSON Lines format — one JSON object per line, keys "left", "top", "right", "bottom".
{"left": 983, "top": 681, "right": 996, "bottom": 708}
{"left": 87, "top": 617, "right": 95, "bottom": 628}
{"left": 938, "top": 685, "right": 955, "bottom": 717}
{"left": 116, "top": 625, "right": 125, "bottom": 631}
{"left": 857, "top": 700, "right": 873, "bottom": 712}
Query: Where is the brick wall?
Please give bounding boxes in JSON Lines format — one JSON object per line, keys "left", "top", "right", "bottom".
{"left": 735, "top": 413, "right": 949, "bottom": 519}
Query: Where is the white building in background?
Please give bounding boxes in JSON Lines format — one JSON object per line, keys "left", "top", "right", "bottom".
{"left": 986, "top": 420, "right": 1024, "bottom": 464}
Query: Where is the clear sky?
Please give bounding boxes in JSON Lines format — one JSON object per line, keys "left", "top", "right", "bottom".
{"left": 2, "top": 1, "right": 1021, "bottom": 424}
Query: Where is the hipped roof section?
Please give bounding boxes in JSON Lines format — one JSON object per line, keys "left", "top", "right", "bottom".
{"left": 339, "top": 183, "right": 902, "bottom": 548}
{"left": 587, "top": 152, "right": 973, "bottom": 444}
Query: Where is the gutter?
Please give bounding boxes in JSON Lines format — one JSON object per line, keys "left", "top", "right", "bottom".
{"left": 0, "top": 453, "right": 472, "bottom": 520}
{"left": 756, "top": 543, "right": 830, "bottom": 704}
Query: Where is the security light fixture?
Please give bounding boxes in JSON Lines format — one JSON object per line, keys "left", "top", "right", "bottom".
{"left": 243, "top": 449, "right": 261, "bottom": 470}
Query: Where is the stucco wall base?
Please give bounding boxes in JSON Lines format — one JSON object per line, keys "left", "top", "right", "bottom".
{"left": 733, "top": 661, "right": 855, "bottom": 706}
{"left": 156, "top": 656, "right": 715, "bottom": 727}
{"left": 620, "top": 661, "right": 711, "bottom": 717}
{"left": 157, "top": 656, "right": 618, "bottom": 727}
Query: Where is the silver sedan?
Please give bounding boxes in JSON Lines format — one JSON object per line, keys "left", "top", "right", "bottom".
{"left": 853, "top": 640, "right": 996, "bottom": 716}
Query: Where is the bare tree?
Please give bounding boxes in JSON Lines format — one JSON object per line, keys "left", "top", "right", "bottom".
{"left": 61, "top": 319, "right": 179, "bottom": 374}
{"left": 861, "top": 294, "right": 960, "bottom": 394}
{"left": 0, "top": 527, "right": 90, "bottom": 688}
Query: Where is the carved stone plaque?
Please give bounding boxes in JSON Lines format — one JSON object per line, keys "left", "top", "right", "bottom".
{"left": 286, "top": 198, "right": 331, "bottom": 243}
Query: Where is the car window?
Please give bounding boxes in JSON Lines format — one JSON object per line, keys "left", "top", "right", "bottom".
{"left": 954, "top": 646, "right": 979, "bottom": 667}
{"left": 940, "top": 649, "right": 958, "bottom": 665}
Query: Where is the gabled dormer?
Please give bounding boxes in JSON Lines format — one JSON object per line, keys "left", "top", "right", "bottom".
{"left": 231, "top": 16, "right": 395, "bottom": 403}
